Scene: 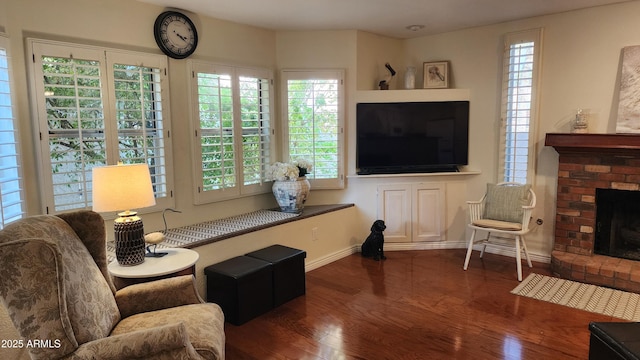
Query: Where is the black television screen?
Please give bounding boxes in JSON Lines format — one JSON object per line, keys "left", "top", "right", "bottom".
{"left": 356, "top": 101, "right": 469, "bottom": 174}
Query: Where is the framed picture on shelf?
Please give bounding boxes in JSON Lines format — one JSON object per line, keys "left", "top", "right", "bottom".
{"left": 423, "top": 61, "right": 449, "bottom": 89}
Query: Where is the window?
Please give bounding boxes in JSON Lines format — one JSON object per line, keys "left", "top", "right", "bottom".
{"left": 0, "top": 35, "right": 25, "bottom": 227}
{"left": 189, "top": 61, "right": 273, "bottom": 204}
{"left": 30, "top": 39, "right": 173, "bottom": 214}
{"left": 281, "top": 70, "right": 344, "bottom": 189}
{"left": 499, "top": 29, "right": 543, "bottom": 184}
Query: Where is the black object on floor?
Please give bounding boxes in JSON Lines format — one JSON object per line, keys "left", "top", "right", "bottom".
{"left": 204, "top": 256, "right": 273, "bottom": 325}
{"left": 589, "top": 322, "right": 640, "bottom": 360}
{"left": 246, "top": 244, "right": 306, "bottom": 307}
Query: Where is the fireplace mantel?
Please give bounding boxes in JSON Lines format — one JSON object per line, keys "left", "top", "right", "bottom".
{"left": 545, "top": 133, "right": 640, "bottom": 153}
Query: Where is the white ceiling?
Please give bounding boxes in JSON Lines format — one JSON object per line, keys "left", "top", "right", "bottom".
{"left": 139, "top": 0, "right": 635, "bottom": 39}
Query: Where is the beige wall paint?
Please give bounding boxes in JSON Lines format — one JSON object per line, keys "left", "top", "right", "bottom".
{"left": 355, "top": 31, "right": 405, "bottom": 91}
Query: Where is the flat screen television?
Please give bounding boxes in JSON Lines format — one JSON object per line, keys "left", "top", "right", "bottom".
{"left": 356, "top": 101, "right": 469, "bottom": 175}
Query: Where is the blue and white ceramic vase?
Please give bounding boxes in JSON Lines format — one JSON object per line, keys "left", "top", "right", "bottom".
{"left": 272, "top": 176, "right": 311, "bottom": 213}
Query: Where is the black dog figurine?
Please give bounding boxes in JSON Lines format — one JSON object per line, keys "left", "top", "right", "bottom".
{"left": 361, "top": 220, "right": 387, "bottom": 261}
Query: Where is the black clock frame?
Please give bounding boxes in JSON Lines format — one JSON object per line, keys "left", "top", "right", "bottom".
{"left": 153, "top": 11, "right": 198, "bottom": 59}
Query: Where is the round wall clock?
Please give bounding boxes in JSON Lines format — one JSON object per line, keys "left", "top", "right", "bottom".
{"left": 154, "top": 11, "right": 198, "bottom": 59}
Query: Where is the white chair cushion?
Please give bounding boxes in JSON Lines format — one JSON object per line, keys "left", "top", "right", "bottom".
{"left": 472, "top": 218, "right": 522, "bottom": 231}
{"left": 483, "top": 183, "right": 531, "bottom": 223}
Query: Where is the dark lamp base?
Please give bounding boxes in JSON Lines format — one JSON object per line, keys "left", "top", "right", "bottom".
{"left": 114, "top": 218, "right": 145, "bottom": 266}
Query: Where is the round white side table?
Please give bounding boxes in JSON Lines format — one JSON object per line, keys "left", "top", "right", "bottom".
{"left": 108, "top": 248, "right": 199, "bottom": 289}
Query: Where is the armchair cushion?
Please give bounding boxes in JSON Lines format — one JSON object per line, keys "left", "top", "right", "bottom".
{"left": 112, "top": 303, "right": 225, "bottom": 360}
{"left": 483, "top": 183, "right": 531, "bottom": 223}
{"left": 71, "top": 322, "right": 201, "bottom": 360}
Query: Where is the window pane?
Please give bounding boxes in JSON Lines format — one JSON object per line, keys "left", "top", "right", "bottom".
{"left": 197, "top": 72, "right": 236, "bottom": 191}
{"left": 0, "top": 43, "right": 25, "bottom": 227}
{"left": 501, "top": 35, "right": 538, "bottom": 184}
{"left": 43, "top": 56, "right": 106, "bottom": 211}
{"left": 287, "top": 78, "right": 339, "bottom": 179}
{"left": 240, "top": 76, "right": 271, "bottom": 186}
{"left": 113, "top": 63, "right": 168, "bottom": 197}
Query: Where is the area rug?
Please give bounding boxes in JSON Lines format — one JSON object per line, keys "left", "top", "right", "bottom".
{"left": 511, "top": 273, "right": 640, "bottom": 321}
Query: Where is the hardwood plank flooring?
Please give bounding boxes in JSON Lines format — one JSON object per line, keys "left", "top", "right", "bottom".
{"left": 224, "top": 249, "right": 613, "bottom": 359}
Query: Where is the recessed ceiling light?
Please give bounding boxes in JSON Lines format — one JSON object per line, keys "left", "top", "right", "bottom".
{"left": 406, "top": 25, "right": 425, "bottom": 32}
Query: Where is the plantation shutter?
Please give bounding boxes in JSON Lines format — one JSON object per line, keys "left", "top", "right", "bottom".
{"left": 106, "top": 52, "right": 172, "bottom": 204}
{"left": 282, "top": 69, "right": 345, "bottom": 189}
{"left": 238, "top": 71, "right": 272, "bottom": 188}
{"left": 0, "top": 36, "right": 25, "bottom": 227}
{"left": 189, "top": 61, "right": 273, "bottom": 204}
{"left": 193, "top": 64, "right": 237, "bottom": 201}
{"left": 31, "top": 40, "right": 174, "bottom": 214}
{"left": 33, "top": 43, "right": 108, "bottom": 212}
{"left": 499, "top": 29, "right": 542, "bottom": 184}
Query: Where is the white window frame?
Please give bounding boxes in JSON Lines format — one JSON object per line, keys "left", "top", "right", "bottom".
{"left": 188, "top": 60, "right": 274, "bottom": 204}
{"left": 499, "top": 29, "right": 543, "bottom": 184}
{"left": 0, "top": 35, "right": 26, "bottom": 227}
{"left": 28, "top": 39, "right": 174, "bottom": 215}
{"left": 281, "top": 69, "right": 345, "bottom": 189}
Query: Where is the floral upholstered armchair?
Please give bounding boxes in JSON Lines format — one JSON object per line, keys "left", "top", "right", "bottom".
{"left": 0, "top": 211, "right": 225, "bottom": 360}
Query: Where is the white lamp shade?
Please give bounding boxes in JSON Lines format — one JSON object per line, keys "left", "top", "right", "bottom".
{"left": 92, "top": 163, "right": 156, "bottom": 213}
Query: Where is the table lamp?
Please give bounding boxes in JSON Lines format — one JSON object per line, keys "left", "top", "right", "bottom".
{"left": 92, "top": 163, "right": 156, "bottom": 266}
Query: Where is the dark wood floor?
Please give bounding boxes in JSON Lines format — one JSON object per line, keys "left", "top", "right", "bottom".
{"left": 224, "top": 249, "right": 614, "bottom": 359}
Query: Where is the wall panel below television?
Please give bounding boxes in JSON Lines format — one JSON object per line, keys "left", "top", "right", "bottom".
{"left": 355, "top": 90, "right": 470, "bottom": 175}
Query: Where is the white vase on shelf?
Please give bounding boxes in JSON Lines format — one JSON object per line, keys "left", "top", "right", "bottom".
{"left": 272, "top": 177, "right": 311, "bottom": 213}
{"left": 404, "top": 66, "right": 416, "bottom": 89}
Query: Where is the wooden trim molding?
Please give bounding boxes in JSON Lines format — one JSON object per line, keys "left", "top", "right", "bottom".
{"left": 545, "top": 133, "right": 640, "bottom": 154}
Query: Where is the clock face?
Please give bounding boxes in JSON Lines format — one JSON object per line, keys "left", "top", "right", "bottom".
{"left": 154, "top": 11, "right": 198, "bottom": 59}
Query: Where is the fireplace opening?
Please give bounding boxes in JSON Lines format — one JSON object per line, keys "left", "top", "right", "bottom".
{"left": 595, "top": 188, "right": 640, "bottom": 261}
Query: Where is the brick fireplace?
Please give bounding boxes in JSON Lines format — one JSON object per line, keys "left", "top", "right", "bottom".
{"left": 546, "top": 133, "right": 640, "bottom": 293}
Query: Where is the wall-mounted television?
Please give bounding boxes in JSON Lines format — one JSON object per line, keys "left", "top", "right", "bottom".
{"left": 356, "top": 101, "right": 469, "bottom": 175}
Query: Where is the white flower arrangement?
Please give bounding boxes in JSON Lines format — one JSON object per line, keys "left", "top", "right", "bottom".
{"left": 267, "top": 158, "right": 313, "bottom": 181}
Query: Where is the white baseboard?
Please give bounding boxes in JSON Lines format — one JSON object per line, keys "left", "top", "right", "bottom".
{"left": 472, "top": 245, "right": 551, "bottom": 264}
{"left": 305, "top": 245, "right": 359, "bottom": 272}
{"left": 304, "top": 241, "right": 551, "bottom": 272}
{"left": 384, "top": 241, "right": 468, "bottom": 251}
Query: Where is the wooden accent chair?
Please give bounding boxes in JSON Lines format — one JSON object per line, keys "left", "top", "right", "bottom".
{"left": 463, "top": 182, "right": 536, "bottom": 281}
{"left": 0, "top": 210, "right": 225, "bottom": 360}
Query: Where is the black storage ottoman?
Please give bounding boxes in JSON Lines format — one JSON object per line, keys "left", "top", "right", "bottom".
{"left": 246, "top": 244, "right": 306, "bottom": 307}
{"left": 589, "top": 322, "right": 640, "bottom": 360}
{"left": 204, "top": 256, "right": 273, "bottom": 325}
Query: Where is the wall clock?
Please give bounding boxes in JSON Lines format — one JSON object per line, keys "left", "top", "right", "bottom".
{"left": 154, "top": 11, "right": 198, "bottom": 59}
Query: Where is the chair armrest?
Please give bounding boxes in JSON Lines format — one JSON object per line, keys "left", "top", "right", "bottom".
{"left": 520, "top": 204, "right": 535, "bottom": 231}
{"left": 70, "top": 322, "right": 201, "bottom": 360}
{"left": 115, "top": 275, "right": 204, "bottom": 318}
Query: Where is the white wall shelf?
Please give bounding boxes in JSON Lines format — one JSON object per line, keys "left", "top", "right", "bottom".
{"left": 347, "top": 170, "right": 480, "bottom": 179}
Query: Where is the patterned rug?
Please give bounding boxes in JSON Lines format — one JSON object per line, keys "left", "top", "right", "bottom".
{"left": 511, "top": 273, "right": 640, "bottom": 321}
{"left": 107, "top": 209, "right": 299, "bottom": 262}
